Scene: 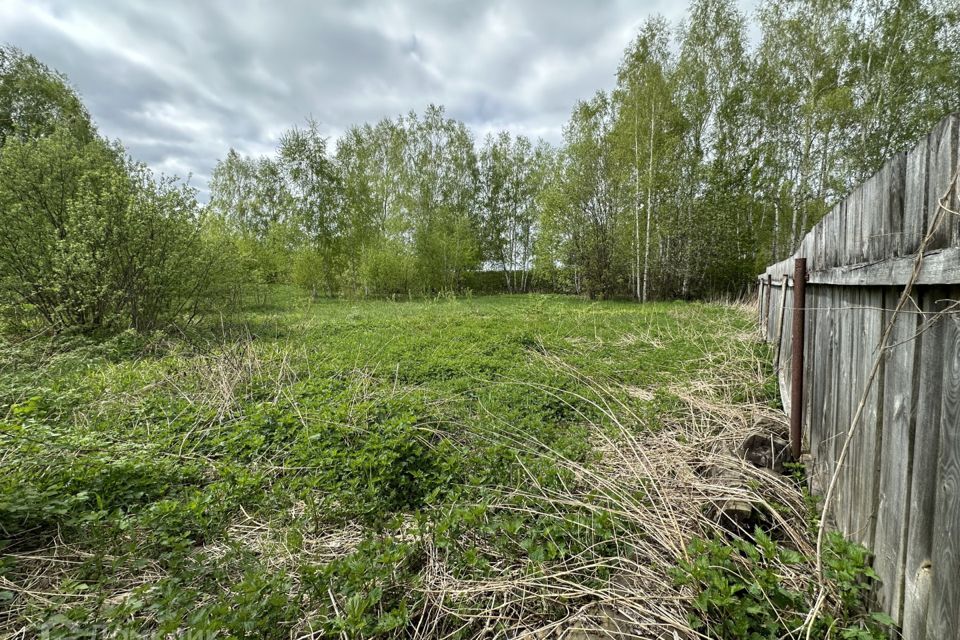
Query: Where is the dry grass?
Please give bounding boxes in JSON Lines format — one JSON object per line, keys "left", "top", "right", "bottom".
{"left": 1, "top": 299, "right": 862, "bottom": 638}
{"left": 357, "top": 326, "right": 820, "bottom": 640}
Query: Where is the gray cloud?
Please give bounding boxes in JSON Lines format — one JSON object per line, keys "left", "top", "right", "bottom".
{"left": 0, "top": 0, "right": 757, "bottom": 198}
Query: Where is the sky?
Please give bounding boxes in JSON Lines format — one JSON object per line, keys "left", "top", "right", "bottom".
{"left": 1, "top": 0, "right": 758, "bottom": 197}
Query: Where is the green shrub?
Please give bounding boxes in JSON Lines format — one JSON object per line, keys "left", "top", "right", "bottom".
{"left": 0, "top": 47, "right": 225, "bottom": 334}
{"left": 673, "top": 529, "right": 891, "bottom": 640}
{"left": 0, "top": 126, "right": 221, "bottom": 333}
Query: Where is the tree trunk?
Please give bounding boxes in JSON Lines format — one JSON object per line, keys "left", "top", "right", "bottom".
{"left": 634, "top": 103, "right": 642, "bottom": 301}
{"left": 642, "top": 99, "right": 656, "bottom": 303}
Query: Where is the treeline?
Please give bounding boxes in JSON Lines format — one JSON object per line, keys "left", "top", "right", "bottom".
{"left": 553, "top": 0, "right": 958, "bottom": 299}
{"left": 209, "top": 0, "right": 959, "bottom": 301}
{"left": 1, "top": 0, "right": 958, "bottom": 333}
{"left": 207, "top": 110, "right": 553, "bottom": 298}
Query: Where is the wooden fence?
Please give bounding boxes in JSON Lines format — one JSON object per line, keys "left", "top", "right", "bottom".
{"left": 758, "top": 112, "right": 960, "bottom": 639}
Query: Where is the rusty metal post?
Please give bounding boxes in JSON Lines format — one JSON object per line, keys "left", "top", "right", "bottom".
{"left": 790, "top": 258, "right": 807, "bottom": 460}
{"left": 758, "top": 278, "right": 764, "bottom": 328}
{"left": 764, "top": 274, "right": 773, "bottom": 337}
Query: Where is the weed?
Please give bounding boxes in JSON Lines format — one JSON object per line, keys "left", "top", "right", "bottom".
{"left": 0, "top": 290, "right": 888, "bottom": 638}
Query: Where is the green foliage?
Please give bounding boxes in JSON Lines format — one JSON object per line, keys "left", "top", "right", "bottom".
{"left": 304, "top": 537, "right": 418, "bottom": 637}
{"left": 543, "top": 91, "right": 633, "bottom": 300}
{"left": 675, "top": 529, "right": 806, "bottom": 639}
{"left": 0, "top": 45, "right": 95, "bottom": 145}
{"left": 674, "top": 529, "right": 890, "bottom": 639}
{"left": 478, "top": 132, "right": 552, "bottom": 293}
{"left": 0, "top": 292, "right": 766, "bottom": 636}
{"left": 0, "top": 52, "right": 226, "bottom": 334}
{"left": 0, "top": 126, "right": 218, "bottom": 332}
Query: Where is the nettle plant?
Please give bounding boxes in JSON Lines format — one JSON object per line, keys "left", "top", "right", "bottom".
{"left": 673, "top": 528, "right": 893, "bottom": 640}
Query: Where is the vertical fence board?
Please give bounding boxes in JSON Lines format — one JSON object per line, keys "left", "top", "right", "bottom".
{"left": 903, "top": 289, "right": 949, "bottom": 640}
{"left": 904, "top": 136, "right": 930, "bottom": 254}
{"left": 954, "top": 127, "right": 960, "bottom": 247}
{"left": 826, "top": 202, "right": 844, "bottom": 267}
{"left": 875, "top": 289, "right": 920, "bottom": 623}
{"left": 817, "top": 285, "right": 839, "bottom": 495}
{"left": 781, "top": 285, "right": 794, "bottom": 412}
{"left": 804, "top": 284, "right": 819, "bottom": 453}
{"left": 834, "top": 288, "right": 854, "bottom": 530}
{"left": 927, "top": 303, "right": 960, "bottom": 639}
{"left": 824, "top": 286, "right": 839, "bottom": 521}
{"left": 886, "top": 153, "right": 908, "bottom": 257}
{"left": 813, "top": 220, "right": 825, "bottom": 269}
{"left": 859, "top": 288, "right": 883, "bottom": 549}
{"left": 927, "top": 115, "right": 958, "bottom": 250}
{"left": 844, "top": 288, "right": 861, "bottom": 537}
{"left": 864, "top": 171, "right": 883, "bottom": 261}
{"left": 845, "top": 186, "right": 862, "bottom": 265}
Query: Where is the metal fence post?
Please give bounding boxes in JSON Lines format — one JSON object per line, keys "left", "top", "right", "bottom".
{"left": 790, "top": 258, "right": 807, "bottom": 460}
{"left": 764, "top": 273, "right": 773, "bottom": 337}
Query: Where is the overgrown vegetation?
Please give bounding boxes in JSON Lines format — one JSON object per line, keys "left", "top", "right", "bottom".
{"left": 0, "top": 292, "right": 888, "bottom": 637}
{"left": 0, "top": 0, "right": 926, "bottom": 634}
{"left": 0, "top": 46, "right": 223, "bottom": 334}
{"left": 2, "top": 0, "right": 958, "bottom": 332}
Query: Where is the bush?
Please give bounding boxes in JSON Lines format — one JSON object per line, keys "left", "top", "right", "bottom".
{"left": 0, "top": 46, "right": 224, "bottom": 334}
{"left": 0, "top": 127, "right": 221, "bottom": 333}
{"left": 359, "top": 240, "right": 417, "bottom": 296}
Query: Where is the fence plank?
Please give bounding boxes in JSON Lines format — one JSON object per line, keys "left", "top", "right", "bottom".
{"left": 874, "top": 289, "right": 920, "bottom": 623}
{"left": 864, "top": 170, "right": 884, "bottom": 261}
{"left": 903, "top": 289, "right": 949, "bottom": 640}
{"left": 826, "top": 202, "right": 844, "bottom": 268}
{"left": 804, "top": 284, "right": 819, "bottom": 454}
{"left": 927, "top": 305, "right": 960, "bottom": 639}
{"left": 780, "top": 286, "right": 794, "bottom": 412}
{"left": 807, "top": 247, "right": 960, "bottom": 287}
{"left": 926, "top": 115, "right": 958, "bottom": 250}
{"left": 846, "top": 185, "right": 862, "bottom": 265}
{"left": 904, "top": 135, "right": 930, "bottom": 254}
{"left": 815, "top": 285, "right": 839, "bottom": 495}
{"left": 834, "top": 288, "right": 854, "bottom": 531}
{"left": 844, "top": 288, "right": 862, "bottom": 538}
{"left": 818, "top": 286, "right": 838, "bottom": 494}
{"left": 887, "top": 153, "right": 908, "bottom": 257}
{"left": 858, "top": 288, "right": 883, "bottom": 548}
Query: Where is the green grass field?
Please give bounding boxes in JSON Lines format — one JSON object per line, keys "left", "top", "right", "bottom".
{"left": 0, "top": 291, "right": 885, "bottom": 638}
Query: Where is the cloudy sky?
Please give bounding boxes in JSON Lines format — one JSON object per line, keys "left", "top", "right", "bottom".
{"left": 1, "top": 0, "right": 757, "bottom": 197}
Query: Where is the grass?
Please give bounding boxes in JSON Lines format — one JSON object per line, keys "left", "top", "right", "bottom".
{"left": 0, "top": 289, "right": 884, "bottom": 638}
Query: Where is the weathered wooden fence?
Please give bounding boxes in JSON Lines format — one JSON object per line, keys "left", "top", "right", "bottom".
{"left": 758, "top": 112, "right": 960, "bottom": 639}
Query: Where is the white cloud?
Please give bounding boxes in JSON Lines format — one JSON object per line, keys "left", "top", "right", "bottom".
{"left": 0, "top": 0, "right": 758, "bottom": 199}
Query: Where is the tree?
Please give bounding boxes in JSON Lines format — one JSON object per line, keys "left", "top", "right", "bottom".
{"left": 278, "top": 119, "right": 343, "bottom": 297}
{"left": 207, "top": 150, "right": 293, "bottom": 297}
{"left": 752, "top": 0, "right": 857, "bottom": 256}
{"left": 336, "top": 119, "right": 409, "bottom": 295}
{"left": 479, "top": 132, "right": 553, "bottom": 292}
{"left": 399, "top": 105, "right": 480, "bottom": 292}
{"left": 613, "top": 20, "right": 683, "bottom": 300}
{"left": 0, "top": 45, "right": 95, "bottom": 147}
{"left": 674, "top": 0, "right": 756, "bottom": 296}
{"left": 544, "top": 92, "right": 630, "bottom": 299}
{"left": 844, "top": 0, "right": 960, "bottom": 182}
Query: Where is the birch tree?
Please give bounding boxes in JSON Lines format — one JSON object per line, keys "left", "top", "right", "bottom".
{"left": 479, "top": 132, "right": 553, "bottom": 292}
{"left": 614, "top": 20, "right": 681, "bottom": 300}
